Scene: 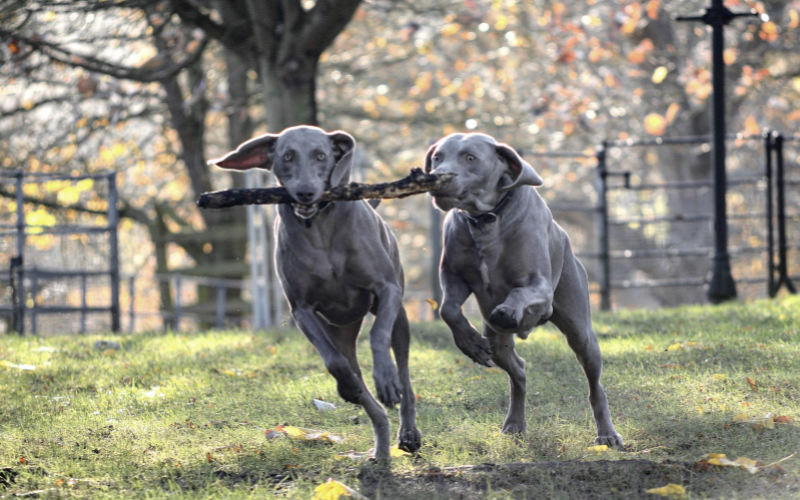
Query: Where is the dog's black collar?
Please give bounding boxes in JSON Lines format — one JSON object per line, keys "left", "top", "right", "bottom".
{"left": 301, "top": 200, "right": 333, "bottom": 228}
{"left": 462, "top": 190, "right": 514, "bottom": 229}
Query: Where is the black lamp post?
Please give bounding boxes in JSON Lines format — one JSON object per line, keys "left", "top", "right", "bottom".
{"left": 677, "top": 1, "right": 758, "bottom": 303}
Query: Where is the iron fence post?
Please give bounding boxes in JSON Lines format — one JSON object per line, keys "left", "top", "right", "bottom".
{"left": 14, "top": 170, "right": 25, "bottom": 335}
{"left": 596, "top": 141, "right": 611, "bottom": 311}
{"left": 128, "top": 276, "right": 136, "bottom": 333}
{"left": 216, "top": 281, "right": 226, "bottom": 329}
{"left": 108, "top": 172, "right": 121, "bottom": 332}
{"left": 764, "top": 131, "right": 776, "bottom": 296}
{"left": 775, "top": 133, "right": 797, "bottom": 294}
{"left": 31, "top": 268, "right": 38, "bottom": 335}
{"left": 174, "top": 274, "right": 182, "bottom": 331}
{"left": 80, "top": 273, "right": 87, "bottom": 334}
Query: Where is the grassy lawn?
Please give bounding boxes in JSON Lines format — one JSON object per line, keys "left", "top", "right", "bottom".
{"left": 1, "top": 297, "right": 799, "bottom": 499}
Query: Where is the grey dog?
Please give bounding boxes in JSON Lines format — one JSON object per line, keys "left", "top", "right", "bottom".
{"left": 425, "top": 132, "right": 623, "bottom": 447}
{"left": 209, "top": 125, "right": 421, "bottom": 460}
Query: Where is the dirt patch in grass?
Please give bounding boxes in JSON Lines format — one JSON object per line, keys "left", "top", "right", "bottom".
{"left": 356, "top": 459, "right": 799, "bottom": 499}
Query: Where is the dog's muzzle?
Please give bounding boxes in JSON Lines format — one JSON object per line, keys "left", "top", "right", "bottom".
{"left": 292, "top": 203, "right": 320, "bottom": 219}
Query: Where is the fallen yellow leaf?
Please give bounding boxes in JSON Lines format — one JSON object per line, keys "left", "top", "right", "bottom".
{"left": 646, "top": 483, "right": 686, "bottom": 498}
{"left": 276, "top": 425, "right": 345, "bottom": 443}
{"left": 312, "top": 479, "right": 350, "bottom": 500}
{"left": 733, "top": 413, "right": 775, "bottom": 429}
{"left": 425, "top": 298, "right": 438, "bottom": 311}
{"left": 312, "top": 478, "right": 370, "bottom": 500}
{"left": 587, "top": 445, "right": 609, "bottom": 452}
{"left": 666, "top": 343, "right": 682, "bottom": 351}
{"left": 704, "top": 453, "right": 761, "bottom": 473}
{"left": 390, "top": 445, "right": 410, "bottom": 458}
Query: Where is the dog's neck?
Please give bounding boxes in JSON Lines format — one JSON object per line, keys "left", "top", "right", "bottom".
{"left": 459, "top": 189, "right": 514, "bottom": 232}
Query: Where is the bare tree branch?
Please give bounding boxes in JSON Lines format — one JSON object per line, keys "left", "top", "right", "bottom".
{"left": 0, "top": 29, "right": 210, "bottom": 83}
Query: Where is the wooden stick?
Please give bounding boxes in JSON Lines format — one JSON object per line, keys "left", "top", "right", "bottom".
{"left": 197, "top": 168, "right": 454, "bottom": 209}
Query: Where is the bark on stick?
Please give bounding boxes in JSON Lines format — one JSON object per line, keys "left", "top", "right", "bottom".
{"left": 197, "top": 168, "right": 453, "bottom": 209}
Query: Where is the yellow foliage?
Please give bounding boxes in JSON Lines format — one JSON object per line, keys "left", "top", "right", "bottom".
{"left": 441, "top": 23, "right": 461, "bottom": 37}
{"left": 665, "top": 103, "right": 680, "bottom": 124}
{"left": 651, "top": 66, "right": 668, "bottom": 84}
{"left": 26, "top": 209, "right": 56, "bottom": 233}
{"left": 646, "top": 483, "right": 685, "bottom": 498}
{"left": 312, "top": 479, "right": 350, "bottom": 500}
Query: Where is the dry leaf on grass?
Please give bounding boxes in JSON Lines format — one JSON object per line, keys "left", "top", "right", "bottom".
{"left": 313, "top": 399, "right": 337, "bottom": 411}
{"left": 698, "top": 452, "right": 796, "bottom": 474}
{"left": 587, "top": 445, "right": 609, "bottom": 452}
{"left": 732, "top": 412, "right": 793, "bottom": 429}
{"left": 266, "top": 425, "right": 345, "bottom": 443}
{"left": 212, "top": 367, "right": 256, "bottom": 378}
{"left": 312, "top": 478, "right": 371, "bottom": 500}
{"left": 334, "top": 445, "right": 409, "bottom": 461}
{"left": 646, "top": 483, "right": 686, "bottom": 498}
{"left": 1, "top": 361, "right": 35, "bottom": 371}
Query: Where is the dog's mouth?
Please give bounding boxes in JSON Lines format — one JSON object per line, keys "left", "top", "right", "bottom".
{"left": 430, "top": 192, "right": 460, "bottom": 211}
{"left": 292, "top": 203, "right": 319, "bottom": 219}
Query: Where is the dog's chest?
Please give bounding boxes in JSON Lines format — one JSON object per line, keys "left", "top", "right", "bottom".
{"left": 466, "top": 223, "right": 502, "bottom": 291}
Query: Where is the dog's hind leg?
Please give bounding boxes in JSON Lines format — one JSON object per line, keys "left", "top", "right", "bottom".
{"left": 484, "top": 325, "right": 527, "bottom": 435}
{"left": 328, "top": 319, "right": 393, "bottom": 461}
{"left": 391, "top": 307, "right": 421, "bottom": 452}
{"left": 549, "top": 257, "right": 623, "bottom": 447}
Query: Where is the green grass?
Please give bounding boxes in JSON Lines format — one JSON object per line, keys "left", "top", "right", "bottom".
{"left": 2, "top": 297, "right": 800, "bottom": 499}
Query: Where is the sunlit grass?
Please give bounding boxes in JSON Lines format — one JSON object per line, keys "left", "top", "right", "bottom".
{"left": 1, "top": 296, "right": 799, "bottom": 498}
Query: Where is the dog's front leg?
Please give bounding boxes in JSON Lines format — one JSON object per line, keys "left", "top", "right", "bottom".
{"left": 369, "top": 283, "right": 403, "bottom": 408}
{"left": 292, "top": 308, "right": 364, "bottom": 404}
{"left": 489, "top": 278, "right": 553, "bottom": 337}
{"left": 293, "top": 307, "right": 393, "bottom": 460}
{"left": 440, "top": 268, "right": 493, "bottom": 366}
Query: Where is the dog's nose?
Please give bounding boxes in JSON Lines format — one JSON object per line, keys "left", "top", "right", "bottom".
{"left": 294, "top": 189, "right": 316, "bottom": 204}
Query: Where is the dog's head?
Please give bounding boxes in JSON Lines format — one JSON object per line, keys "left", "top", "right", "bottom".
{"left": 424, "top": 133, "right": 543, "bottom": 214}
{"left": 208, "top": 125, "right": 355, "bottom": 219}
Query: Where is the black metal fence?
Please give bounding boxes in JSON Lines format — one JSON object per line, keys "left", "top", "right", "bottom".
{"left": 0, "top": 171, "right": 120, "bottom": 334}
{"left": 520, "top": 131, "right": 798, "bottom": 310}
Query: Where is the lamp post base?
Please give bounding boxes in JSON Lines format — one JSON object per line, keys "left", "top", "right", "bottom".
{"left": 706, "top": 257, "right": 737, "bottom": 304}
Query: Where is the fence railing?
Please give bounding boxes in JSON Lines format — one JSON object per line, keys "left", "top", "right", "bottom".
{"left": 519, "top": 131, "right": 798, "bottom": 310}
{"left": 0, "top": 171, "right": 120, "bottom": 335}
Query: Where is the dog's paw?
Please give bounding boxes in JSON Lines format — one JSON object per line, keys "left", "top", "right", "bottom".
{"left": 595, "top": 433, "right": 624, "bottom": 448}
{"left": 397, "top": 427, "right": 422, "bottom": 453}
{"left": 373, "top": 365, "right": 402, "bottom": 408}
{"left": 489, "top": 304, "right": 520, "bottom": 330}
{"left": 454, "top": 332, "right": 493, "bottom": 367}
{"left": 501, "top": 420, "right": 527, "bottom": 436}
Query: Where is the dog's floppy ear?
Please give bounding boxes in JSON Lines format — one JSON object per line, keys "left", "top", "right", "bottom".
{"left": 496, "top": 142, "right": 543, "bottom": 191}
{"left": 207, "top": 133, "right": 278, "bottom": 171}
{"left": 327, "top": 130, "right": 356, "bottom": 186}
{"left": 423, "top": 140, "right": 439, "bottom": 173}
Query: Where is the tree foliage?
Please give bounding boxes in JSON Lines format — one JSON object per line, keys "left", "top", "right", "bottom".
{"left": 1, "top": 0, "right": 799, "bottom": 310}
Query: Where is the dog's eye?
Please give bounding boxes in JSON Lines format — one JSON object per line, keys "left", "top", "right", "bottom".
{"left": 283, "top": 154, "right": 292, "bottom": 161}
{"left": 317, "top": 153, "right": 326, "bottom": 161}
{"left": 466, "top": 154, "right": 476, "bottom": 162}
